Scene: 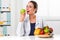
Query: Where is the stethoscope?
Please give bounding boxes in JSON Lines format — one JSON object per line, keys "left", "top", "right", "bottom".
{"left": 36, "top": 19, "right": 44, "bottom": 28}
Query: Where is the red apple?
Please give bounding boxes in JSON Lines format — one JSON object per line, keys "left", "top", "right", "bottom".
{"left": 40, "top": 29, "right": 44, "bottom": 35}
{"left": 49, "top": 28, "right": 53, "bottom": 33}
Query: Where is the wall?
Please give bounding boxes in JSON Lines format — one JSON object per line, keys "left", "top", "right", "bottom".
{"left": 33, "top": 0, "right": 60, "bottom": 17}
{"left": 48, "top": 0, "right": 60, "bottom": 17}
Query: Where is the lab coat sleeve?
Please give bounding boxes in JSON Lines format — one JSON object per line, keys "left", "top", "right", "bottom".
{"left": 16, "top": 22, "right": 24, "bottom": 36}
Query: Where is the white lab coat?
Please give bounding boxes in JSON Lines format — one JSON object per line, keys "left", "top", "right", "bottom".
{"left": 16, "top": 15, "right": 43, "bottom": 36}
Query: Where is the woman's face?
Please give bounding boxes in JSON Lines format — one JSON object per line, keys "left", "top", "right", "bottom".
{"left": 26, "top": 2, "right": 36, "bottom": 15}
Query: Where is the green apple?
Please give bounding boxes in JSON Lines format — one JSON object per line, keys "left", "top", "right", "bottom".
{"left": 20, "top": 9, "right": 26, "bottom": 14}
{"left": 43, "top": 26, "right": 49, "bottom": 30}
{"left": 44, "top": 28, "right": 49, "bottom": 33}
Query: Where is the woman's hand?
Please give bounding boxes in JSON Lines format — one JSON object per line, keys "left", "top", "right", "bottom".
{"left": 20, "top": 9, "right": 26, "bottom": 22}
{"left": 20, "top": 13, "right": 26, "bottom": 22}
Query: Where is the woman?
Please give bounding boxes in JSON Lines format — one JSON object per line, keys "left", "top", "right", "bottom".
{"left": 16, "top": 1, "right": 43, "bottom": 36}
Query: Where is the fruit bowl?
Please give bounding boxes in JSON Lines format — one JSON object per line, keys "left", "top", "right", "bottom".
{"left": 38, "top": 33, "right": 53, "bottom": 38}
{"left": 34, "top": 26, "right": 53, "bottom": 38}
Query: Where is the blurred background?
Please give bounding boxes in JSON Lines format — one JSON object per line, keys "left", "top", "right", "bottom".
{"left": 0, "top": 0, "right": 60, "bottom": 36}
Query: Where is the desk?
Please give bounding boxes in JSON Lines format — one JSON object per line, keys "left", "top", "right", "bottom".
{"left": 0, "top": 35, "right": 60, "bottom": 40}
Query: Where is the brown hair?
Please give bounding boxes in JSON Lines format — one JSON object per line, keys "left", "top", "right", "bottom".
{"left": 30, "top": 1, "right": 38, "bottom": 13}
